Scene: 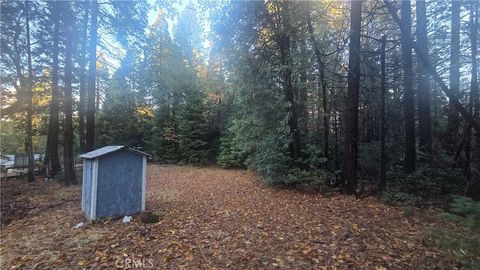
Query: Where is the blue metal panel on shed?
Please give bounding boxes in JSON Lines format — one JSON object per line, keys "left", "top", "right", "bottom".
{"left": 95, "top": 150, "right": 143, "bottom": 218}
{"left": 82, "top": 159, "right": 93, "bottom": 218}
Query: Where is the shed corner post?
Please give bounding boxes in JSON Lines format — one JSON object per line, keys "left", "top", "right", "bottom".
{"left": 141, "top": 156, "right": 146, "bottom": 211}
{"left": 81, "top": 159, "right": 86, "bottom": 211}
{"left": 91, "top": 158, "right": 99, "bottom": 220}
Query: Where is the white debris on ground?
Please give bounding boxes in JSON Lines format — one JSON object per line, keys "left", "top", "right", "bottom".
{"left": 74, "top": 222, "right": 85, "bottom": 229}
{"left": 122, "top": 216, "right": 132, "bottom": 223}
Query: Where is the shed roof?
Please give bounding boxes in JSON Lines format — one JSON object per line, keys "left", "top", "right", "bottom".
{"left": 79, "top": 145, "right": 151, "bottom": 159}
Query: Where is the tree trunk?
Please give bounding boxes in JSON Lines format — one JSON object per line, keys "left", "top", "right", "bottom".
{"left": 25, "top": 0, "right": 35, "bottom": 182}
{"left": 279, "top": 1, "right": 301, "bottom": 160}
{"left": 400, "top": 1, "right": 416, "bottom": 174}
{"left": 78, "top": 2, "right": 89, "bottom": 153}
{"left": 45, "top": 1, "right": 61, "bottom": 176}
{"left": 342, "top": 0, "right": 362, "bottom": 194}
{"left": 96, "top": 76, "right": 100, "bottom": 112}
{"left": 86, "top": 0, "right": 98, "bottom": 152}
{"left": 306, "top": 9, "right": 329, "bottom": 160}
{"left": 379, "top": 35, "right": 387, "bottom": 191}
{"left": 63, "top": 2, "right": 76, "bottom": 185}
{"left": 334, "top": 112, "right": 339, "bottom": 170}
{"left": 465, "top": 1, "right": 478, "bottom": 183}
{"left": 322, "top": 74, "right": 328, "bottom": 160}
{"left": 472, "top": 1, "right": 480, "bottom": 153}
{"left": 447, "top": 1, "right": 461, "bottom": 146}
{"left": 298, "top": 35, "right": 309, "bottom": 140}
{"left": 316, "top": 77, "right": 322, "bottom": 135}
{"left": 416, "top": 0, "right": 432, "bottom": 158}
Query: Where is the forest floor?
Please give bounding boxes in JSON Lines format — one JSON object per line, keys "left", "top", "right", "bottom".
{"left": 0, "top": 165, "right": 463, "bottom": 269}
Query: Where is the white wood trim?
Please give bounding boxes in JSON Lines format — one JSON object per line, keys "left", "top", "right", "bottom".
{"left": 90, "top": 158, "right": 99, "bottom": 219}
{"left": 81, "top": 160, "right": 86, "bottom": 211}
{"left": 141, "top": 156, "right": 146, "bottom": 211}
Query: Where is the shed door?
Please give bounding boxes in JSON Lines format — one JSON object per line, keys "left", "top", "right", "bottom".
{"left": 96, "top": 151, "right": 143, "bottom": 217}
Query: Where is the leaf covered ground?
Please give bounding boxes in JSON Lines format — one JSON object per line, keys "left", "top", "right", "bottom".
{"left": 0, "top": 165, "right": 463, "bottom": 269}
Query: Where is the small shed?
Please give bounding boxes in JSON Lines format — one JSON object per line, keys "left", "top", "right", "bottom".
{"left": 80, "top": 146, "right": 150, "bottom": 220}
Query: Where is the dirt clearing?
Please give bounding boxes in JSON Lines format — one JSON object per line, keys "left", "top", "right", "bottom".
{"left": 1, "top": 165, "right": 459, "bottom": 269}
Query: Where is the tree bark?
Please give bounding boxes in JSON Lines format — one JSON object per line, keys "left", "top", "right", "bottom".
{"left": 78, "top": 2, "right": 89, "bottom": 153}
{"left": 400, "top": 1, "right": 416, "bottom": 174}
{"left": 25, "top": 0, "right": 35, "bottom": 182}
{"left": 298, "top": 35, "right": 309, "bottom": 141}
{"left": 86, "top": 0, "right": 98, "bottom": 152}
{"left": 306, "top": 9, "right": 329, "bottom": 160}
{"left": 447, "top": 1, "right": 461, "bottom": 145}
{"left": 342, "top": 0, "right": 362, "bottom": 194}
{"left": 471, "top": 1, "right": 480, "bottom": 152}
{"left": 416, "top": 0, "right": 432, "bottom": 158}
{"left": 465, "top": 1, "right": 478, "bottom": 183}
{"left": 279, "top": 1, "right": 301, "bottom": 160}
{"left": 45, "top": 1, "right": 61, "bottom": 176}
{"left": 379, "top": 35, "right": 387, "bottom": 191}
{"left": 63, "top": 2, "right": 76, "bottom": 185}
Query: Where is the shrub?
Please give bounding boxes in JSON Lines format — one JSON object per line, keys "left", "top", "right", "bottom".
{"left": 381, "top": 191, "right": 419, "bottom": 207}
{"left": 426, "top": 196, "right": 480, "bottom": 269}
{"left": 299, "top": 144, "right": 328, "bottom": 170}
{"left": 386, "top": 165, "right": 464, "bottom": 199}
{"left": 245, "top": 132, "right": 292, "bottom": 185}
{"left": 288, "top": 168, "right": 333, "bottom": 193}
{"left": 441, "top": 196, "right": 480, "bottom": 232}
{"left": 217, "top": 119, "right": 248, "bottom": 168}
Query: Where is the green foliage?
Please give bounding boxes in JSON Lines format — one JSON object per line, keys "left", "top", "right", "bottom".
{"left": 358, "top": 142, "right": 380, "bottom": 181}
{"left": 427, "top": 228, "right": 480, "bottom": 269}
{"left": 245, "top": 132, "right": 292, "bottom": 185}
{"left": 97, "top": 54, "right": 153, "bottom": 150}
{"left": 177, "top": 90, "right": 210, "bottom": 164}
{"left": 382, "top": 164, "right": 464, "bottom": 207}
{"left": 299, "top": 144, "right": 328, "bottom": 170}
{"left": 211, "top": 0, "right": 341, "bottom": 189}
{"left": 143, "top": 9, "right": 211, "bottom": 165}
{"left": 150, "top": 90, "right": 211, "bottom": 165}
{"left": 97, "top": 103, "right": 153, "bottom": 149}
{"left": 217, "top": 119, "right": 248, "bottom": 168}
{"left": 442, "top": 196, "right": 480, "bottom": 232}
{"left": 426, "top": 196, "right": 480, "bottom": 269}
{"left": 0, "top": 121, "right": 25, "bottom": 154}
{"left": 150, "top": 112, "right": 180, "bottom": 163}
{"left": 287, "top": 168, "right": 333, "bottom": 194}
{"left": 386, "top": 165, "right": 464, "bottom": 199}
{"left": 381, "top": 191, "right": 419, "bottom": 207}
{"left": 242, "top": 131, "right": 332, "bottom": 189}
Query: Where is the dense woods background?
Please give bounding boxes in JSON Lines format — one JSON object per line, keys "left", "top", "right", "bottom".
{"left": 1, "top": 0, "right": 479, "bottom": 197}
{"left": 1, "top": 0, "right": 480, "bottom": 267}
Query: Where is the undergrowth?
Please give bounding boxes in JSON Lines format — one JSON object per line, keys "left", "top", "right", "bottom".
{"left": 426, "top": 196, "right": 480, "bottom": 269}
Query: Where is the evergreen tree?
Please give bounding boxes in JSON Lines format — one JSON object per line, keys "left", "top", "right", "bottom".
{"left": 150, "top": 110, "right": 180, "bottom": 163}
{"left": 144, "top": 10, "right": 182, "bottom": 162}
{"left": 177, "top": 89, "right": 209, "bottom": 164}
{"left": 97, "top": 53, "right": 153, "bottom": 149}
{"left": 217, "top": 118, "right": 247, "bottom": 168}
{"left": 62, "top": 1, "right": 76, "bottom": 185}
{"left": 44, "top": 1, "right": 61, "bottom": 176}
